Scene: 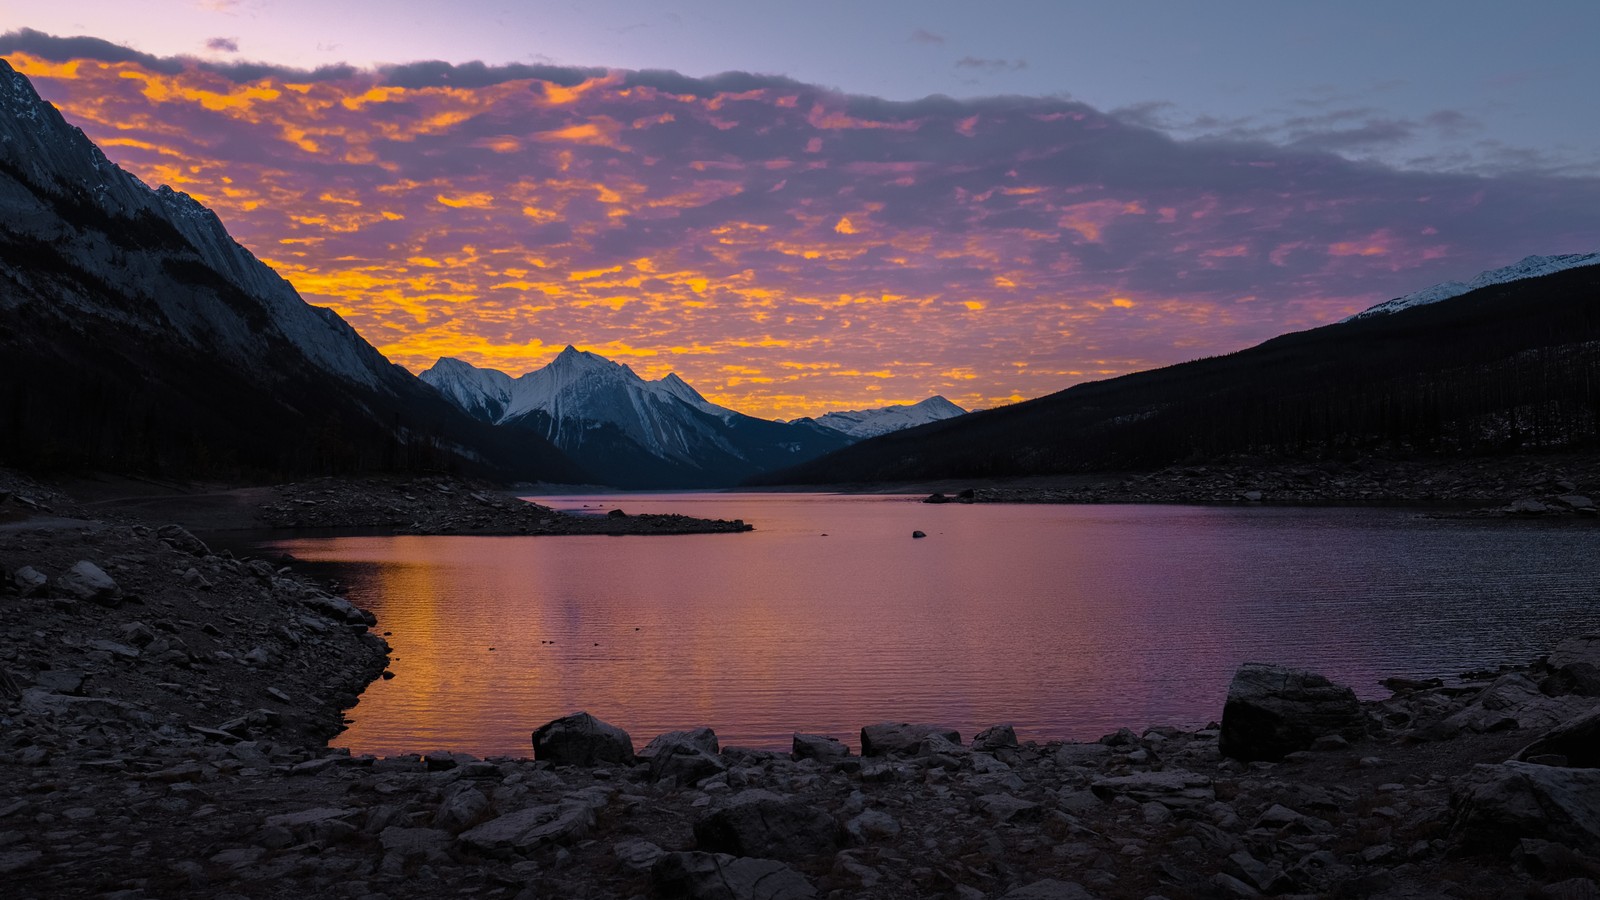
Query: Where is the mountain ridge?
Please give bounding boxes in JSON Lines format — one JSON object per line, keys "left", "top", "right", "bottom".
{"left": 0, "top": 58, "right": 587, "bottom": 481}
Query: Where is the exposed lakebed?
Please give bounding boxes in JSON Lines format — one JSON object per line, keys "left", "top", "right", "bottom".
{"left": 256, "top": 494, "right": 1600, "bottom": 757}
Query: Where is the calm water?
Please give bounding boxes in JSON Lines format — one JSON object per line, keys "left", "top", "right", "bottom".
{"left": 260, "top": 494, "right": 1600, "bottom": 756}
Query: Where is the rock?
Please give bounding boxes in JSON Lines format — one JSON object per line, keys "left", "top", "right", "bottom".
{"left": 530, "top": 711, "right": 635, "bottom": 766}
{"left": 614, "top": 838, "right": 668, "bottom": 873}
{"left": 1508, "top": 498, "right": 1550, "bottom": 515}
{"left": 925, "top": 492, "right": 951, "bottom": 504}
{"left": 1453, "top": 761, "right": 1600, "bottom": 853}
{"left": 640, "top": 727, "right": 725, "bottom": 782}
{"left": 379, "top": 826, "right": 451, "bottom": 860}
{"left": 1545, "top": 633, "right": 1600, "bottom": 697}
{"left": 973, "top": 724, "right": 1019, "bottom": 751}
{"left": 1242, "top": 490, "right": 1263, "bottom": 502}
{"left": 1090, "top": 771, "right": 1215, "bottom": 808}
{"left": 911, "top": 530, "right": 927, "bottom": 538}
{"left": 300, "top": 594, "right": 376, "bottom": 626}
{"left": 434, "top": 785, "right": 490, "bottom": 833}
{"left": 242, "top": 646, "right": 275, "bottom": 667}
{"left": 640, "top": 727, "right": 720, "bottom": 759}
{"left": 1000, "top": 879, "right": 1097, "bottom": 899}
{"left": 1557, "top": 494, "right": 1596, "bottom": 511}
{"left": 844, "top": 809, "right": 901, "bottom": 843}
{"left": 1516, "top": 708, "right": 1600, "bottom": 768}
{"left": 57, "top": 560, "right": 121, "bottom": 605}
{"left": 12, "top": 566, "right": 47, "bottom": 596}
{"left": 860, "top": 722, "right": 960, "bottom": 756}
{"left": 652, "top": 851, "right": 817, "bottom": 900}
{"left": 1219, "top": 663, "right": 1364, "bottom": 761}
{"left": 792, "top": 733, "right": 850, "bottom": 762}
{"left": 457, "top": 801, "right": 596, "bottom": 856}
{"left": 1445, "top": 672, "right": 1595, "bottom": 733}
{"left": 975, "top": 793, "right": 1042, "bottom": 822}
{"left": 88, "top": 639, "right": 140, "bottom": 659}
{"left": 1054, "top": 743, "right": 1114, "bottom": 768}
{"left": 694, "top": 789, "right": 840, "bottom": 862}
{"left": 33, "top": 670, "right": 85, "bottom": 694}
{"left": 157, "top": 524, "right": 212, "bottom": 556}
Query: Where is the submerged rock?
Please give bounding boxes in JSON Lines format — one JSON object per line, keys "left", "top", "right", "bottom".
{"left": 1219, "top": 663, "right": 1364, "bottom": 761}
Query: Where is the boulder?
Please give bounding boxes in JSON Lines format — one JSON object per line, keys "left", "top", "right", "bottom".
{"left": 1452, "top": 761, "right": 1600, "bottom": 853}
{"left": 57, "top": 561, "right": 120, "bottom": 606}
{"left": 973, "top": 724, "right": 1019, "bottom": 751}
{"left": 531, "top": 711, "right": 635, "bottom": 766}
{"left": 614, "top": 838, "right": 668, "bottom": 873}
{"left": 694, "top": 789, "right": 839, "bottom": 862}
{"left": 1545, "top": 634, "right": 1600, "bottom": 697}
{"left": 860, "top": 722, "right": 960, "bottom": 756}
{"left": 1090, "top": 770, "right": 1215, "bottom": 808}
{"left": 157, "top": 524, "right": 212, "bottom": 556}
{"left": 640, "top": 727, "right": 720, "bottom": 759}
{"left": 653, "top": 851, "right": 817, "bottom": 900}
{"left": 1219, "top": 663, "right": 1363, "bottom": 761}
{"left": 792, "top": 733, "right": 850, "bottom": 762}
{"left": 456, "top": 801, "right": 596, "bottom": 856}
{"left": 12, "top": 566, "right": 47, "bottom": 597}
{"left": 648, "top": 731, "right": 727, "bottom": 785}
{"left": 1516, "top": 708, "right": 1600, "bottom": 768}
{"left": 1445, "top": 673, "right": 1595, "bottom": 733}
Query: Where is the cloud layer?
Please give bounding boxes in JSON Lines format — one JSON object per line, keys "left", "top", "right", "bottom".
{"left": 5, "top": 30, "right": 1599, "bottom": 418}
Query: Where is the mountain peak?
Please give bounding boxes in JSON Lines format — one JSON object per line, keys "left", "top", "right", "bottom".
{"left": 813, "top": 396, "right": 968, "bottom": 439}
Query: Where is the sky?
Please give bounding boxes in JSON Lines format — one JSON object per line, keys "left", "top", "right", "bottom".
{"left": 4, "top": 3, "right": 1600, "bottom": 418}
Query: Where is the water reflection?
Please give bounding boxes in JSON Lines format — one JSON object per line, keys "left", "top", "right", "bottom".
{"left": 264, "top": 496, "right": 1600, "bottom": 756}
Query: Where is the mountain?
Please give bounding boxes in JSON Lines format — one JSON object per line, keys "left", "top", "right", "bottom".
{"left": 807, "top": 396, "right": 968, "bottom": 440}
{"left": 0, "top": 59, "right": 587, "bottom": 482}
{"left": 755, "top": 259, "right": 1600, "bottom": 486}
{"left": 1347, "top": 253, "right": 1600, "bottom": 321}
{"left": 420, "top": 351, "right": 851, "bottom": 488}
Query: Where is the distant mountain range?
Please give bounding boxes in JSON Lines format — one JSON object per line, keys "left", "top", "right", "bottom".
{"left": 420, "top": 352, "right": 964, "bottom": 488}
{"left": 757, "top": 255, "right": 1600, "bottom": 486}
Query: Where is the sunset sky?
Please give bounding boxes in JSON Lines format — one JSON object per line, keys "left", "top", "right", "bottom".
{"left": 4, "top": 4, "right": 1599, "bottom": 419}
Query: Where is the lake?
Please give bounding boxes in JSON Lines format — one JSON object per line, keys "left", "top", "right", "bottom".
{"left": 258, "top": 494, "right": 1600, "bottom": 757}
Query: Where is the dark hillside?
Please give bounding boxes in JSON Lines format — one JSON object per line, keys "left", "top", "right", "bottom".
{"left": 756, "top": 264, "right": 1600, "bottom": 485}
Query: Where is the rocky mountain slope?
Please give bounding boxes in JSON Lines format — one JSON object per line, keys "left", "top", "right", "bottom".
{"left": 420, "top": 350, "right": 851, "bottom": 488}
{"left": 0, "top": 59, "right": 585, "bottom": 482}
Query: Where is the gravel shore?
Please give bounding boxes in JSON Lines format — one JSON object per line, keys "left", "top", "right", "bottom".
{"left": 4, "top": 470, "right": 1599, "bottom": 899}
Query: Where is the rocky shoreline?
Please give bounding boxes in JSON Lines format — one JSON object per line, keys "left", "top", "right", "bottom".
{"left": 913, "top": 454, "right": 1600, "bottom": 518}
{"left": 5, "top": 471, "right": 1600, "bottom": 898}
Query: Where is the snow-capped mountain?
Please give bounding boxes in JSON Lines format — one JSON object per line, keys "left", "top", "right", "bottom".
{"left": 420, "top": 351, "right": 850, "bottom": 488}
{"left": 809, "top": 396, "right": 968, "bottom": 440}
{"left": 1347, "top": 253, "right": 1600, "bottom": 321}
{"left": 0, "top": 59, "right": 583, "bottom": 480}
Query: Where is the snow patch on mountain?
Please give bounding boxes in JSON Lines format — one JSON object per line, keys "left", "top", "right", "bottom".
{"left": 1347, "top": 253, "right": 1600, "bottom": 322}
{"left": 811, "top": 396, "right": 968, "bottom": 439}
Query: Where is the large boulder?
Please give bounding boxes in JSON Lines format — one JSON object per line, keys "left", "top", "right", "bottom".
{"left": 1219, "top": 663, "right": 1364, "bottom": 761}
{"left": 530, "top": 712, "right": 635, "bottom": 766}
{"left": 860, "top": 722, "right": 960, "bottom": 757}
{"left": 157, "top": 524, "right": 212, "bottom": 557}
{"left": 644, "top": 728, "right": 726, "bottom": 785}
{"left": 56, "top": 561, "right": 120, "bottom": 606}
{"left": 1452, "top": 761, "right": 1600, "bottom": 853}
{"left": 792, "top": 733, "right": 850, "bottom": 762}
{"left": 1444, "top": 673, "right": 1595, "bottom": 734}
{"left": 694, "top": 789, "right": 840, "bottom": 862}
{"left": 1544, "top": 634, "right": 1600, "bottom": 697}
{"left": 653, "top": 851, "right": 817, "bottom": 900}
{"left": 1516, "top": 708, "right": 1600, "bottom": 768}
